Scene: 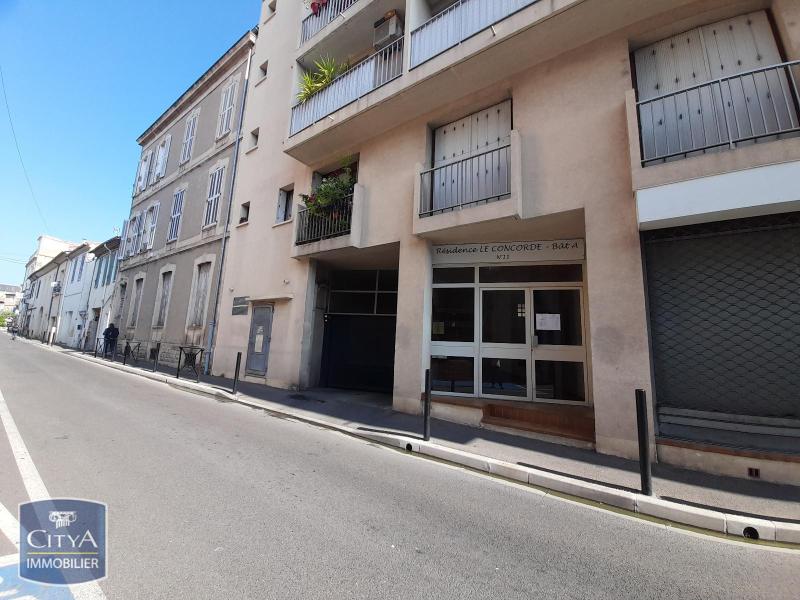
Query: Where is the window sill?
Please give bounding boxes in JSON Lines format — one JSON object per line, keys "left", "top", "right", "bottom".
{"left": 201, "top": 223, "right": 218, "bottom": 231}
{"left": 273, "top": 218, "right": 293, "bottom": 228}
{"left": 245, "top": 144, "right": 259, "bottom": 155}
{"left": 236, "top": 220, "right": 249, "bottom": 228}
{"left": 254, "top": 75, "right": 269, "bottom": 88}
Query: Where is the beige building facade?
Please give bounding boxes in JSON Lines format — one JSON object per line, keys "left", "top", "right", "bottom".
{"left": 212, "top": 0, "right": 800, "bottom": 484}
{"left": 116, "top": 31, "right": 256, "bottom": 366}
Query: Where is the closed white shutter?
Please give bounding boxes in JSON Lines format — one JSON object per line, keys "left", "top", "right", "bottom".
{"left": 168, "top": 190, "right": 184, "bottom": 241}
{"left": 634, "top": 10, "right": 793, "bottom": 161}
{"left": 217, "top": 83, "right": 234, "bottom": 137}
{"left": 136, "top": 151, "right": 152, "bottom": 192}
{"left": 181, "top": 113, "right": 197, "bottom": 164}
{"left": 155, "top": 135, "right": 171, "bottom": 178}
{"left": 148, "top": 204, "right": 160, "bottom": 249}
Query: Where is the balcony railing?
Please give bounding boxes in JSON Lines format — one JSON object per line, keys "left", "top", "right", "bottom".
{"left": 296, "top": 194, "right": 354, "bottom": 245}
{"left": 290, "top": 38, "right": 404, "bottom": 136}
{"left": 300, "top": 0, "right": 360, "bottom": 45}
{"left": 419, "top": 144, "right": 511, "bottom": 217}
{"left": 637, "top": 60, "right": 800, "bottom": 165}
{"left": 410, "top": 0, "right": 540, "bottom": 68}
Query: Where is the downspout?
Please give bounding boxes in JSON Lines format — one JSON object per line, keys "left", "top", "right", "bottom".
{"left": 204, "top": 40, "right": 254, "bottom": 374}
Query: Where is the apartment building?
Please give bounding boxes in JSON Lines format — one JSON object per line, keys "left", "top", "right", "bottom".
{"left": 83, "top": 237, "right": 122, "bottom": 352}
{"left": 54, "top": 242, "right": 96, "bottom": 348}
{"left": 0, "top": 285, "right": 22, "bottom": 315}
{"left": 25, "top": 252, "right": 70, "bottom": 343}
{"left": 18, "top": 235, "right": 78, "bottom": 334}
{"left": 117, "top": 30, "right": 256, "bottom": 366}
{"left": 211, "top": 0, "right": 800, "bottom": 484}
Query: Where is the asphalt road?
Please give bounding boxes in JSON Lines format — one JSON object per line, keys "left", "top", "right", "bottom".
{"left": 0, "top": 332, "right": 798, "bottom": 599}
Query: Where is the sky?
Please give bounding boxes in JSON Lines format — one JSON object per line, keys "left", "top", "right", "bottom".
{"left": 0, "top": 0, "right": 258, "bottom": 285}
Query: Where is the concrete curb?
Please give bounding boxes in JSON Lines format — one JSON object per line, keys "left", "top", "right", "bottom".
{"left": 35, "top": 338, "right": 800, "bottom": 547}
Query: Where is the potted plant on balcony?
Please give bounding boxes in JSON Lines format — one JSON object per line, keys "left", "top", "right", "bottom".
{"left": 300, "top": 166, "right": 355, "bottom": 219}
{"left": 304, "top": 0, "right": 329, "bottom": 16}
{"left": 297, "top": 55, "right": 348, "bottom": 104}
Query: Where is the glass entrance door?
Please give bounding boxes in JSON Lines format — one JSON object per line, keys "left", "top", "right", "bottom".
{"left": 480, "top": 289, "right": 530, "bottom": 399}
{"left": 531, "top": 289, "right": 587, "bottom": 402}
{"left": 478, "top": 287, "right": 587, "bottom": 402}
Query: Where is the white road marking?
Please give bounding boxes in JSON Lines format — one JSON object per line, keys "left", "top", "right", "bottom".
{"left": 0, "top": 503, "right": 19, "bottom": 551}
{"left": 0, "top": 388, "right": 107, "bottom": 599}
{"left": 0, "top": 389, "right": 49, "bottom": 502}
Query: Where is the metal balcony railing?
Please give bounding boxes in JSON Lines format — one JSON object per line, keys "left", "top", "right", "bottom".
{"left": 637, "top": 60, "right": 800, "bottom": 165}
{"left": 410, "top": 0, "right": 540, "bottom": 68}
{"left": 296, "top": 194, "right": 354, "bottom": 245}
{"left": 300, "top": 0, "right": 361, "bottom": 45}
{"left": 419, "top": 144, "right": 511, "bottom": 217}
{"left": 290, "top": 37, "right": 404, "bottom": 136}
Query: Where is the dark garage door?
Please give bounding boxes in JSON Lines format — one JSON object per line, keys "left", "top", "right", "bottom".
{"left": 643, "top": 212, "right": 800, "bottom": 420}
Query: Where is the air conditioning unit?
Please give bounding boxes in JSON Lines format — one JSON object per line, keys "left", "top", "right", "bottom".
{"left": 373, "top": 11, "right": 403, "bottom": 50}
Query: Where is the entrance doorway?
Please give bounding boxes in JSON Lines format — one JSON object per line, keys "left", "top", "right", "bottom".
{"left": 246, "top": 305, "right": 274, "bottom": 376}
{"left": 431, "top": 263, "right": 589, "bottom": 403}
{"left": 319, "top": 269, "right": 398, "bottom": 393}
{"left": 480, "top": 288, "right": 587, "bottom": 402}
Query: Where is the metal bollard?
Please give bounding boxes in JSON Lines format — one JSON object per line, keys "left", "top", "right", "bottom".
{"left": 635, "top": 389, "right": 653, "bottom": 496}
{"left": 423, "top": 368, "right": 432, "bottom": 442}
{"left": 232, "top": 352, "right": 242, "bottom": 394}
{"left": 176, "top": 348, "right": 182, "bottom": 379}
{"left": 152, "top": 342, "right": 161, "bottom": 372}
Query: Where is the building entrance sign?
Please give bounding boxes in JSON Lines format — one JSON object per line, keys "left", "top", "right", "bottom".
{"left": 432, "top": 240, "right": 585, "bottom": 265}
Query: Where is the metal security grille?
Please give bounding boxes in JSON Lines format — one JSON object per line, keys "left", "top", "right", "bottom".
{"left": 643, "top": 212, "right": 800, "bottom": 419}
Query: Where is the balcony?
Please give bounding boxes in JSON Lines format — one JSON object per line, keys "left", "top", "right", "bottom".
{"left": 410, "top": 0, "right": 541, "bottom": 68}
{"left": 414, "top": 131, "right": 523, "bottom": 236}
{"left": 290, "top": 37, "right": 404, "bottom": 137}
{"left": 293, "top": 184, "right": 366, "bottom": 257}
{"left": 300, "top": 0, "right": 361, "bottom": 45}
{"left": 636, "top": 61, "right": 800, "bottom": 166}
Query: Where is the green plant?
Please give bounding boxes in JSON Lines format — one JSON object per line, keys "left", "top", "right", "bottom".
{"left": 301, "top": 167, "right": 354, "bottom": 218}
{"left": 0, "top": 311, "right": 13, "bottom": 327}
{"left": 296, "top": 56, "right": 348, "bottom": 104}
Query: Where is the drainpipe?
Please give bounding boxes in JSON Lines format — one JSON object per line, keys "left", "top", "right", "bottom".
{"left": 204, "top": 40, "right": 255, "bottom": 375}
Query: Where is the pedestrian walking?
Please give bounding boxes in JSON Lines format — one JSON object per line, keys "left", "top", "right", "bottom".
{"left": 102, "top": 323, "right": 119, "bottom": 358}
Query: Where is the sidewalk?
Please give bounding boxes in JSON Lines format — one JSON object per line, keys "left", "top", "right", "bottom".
{"left": 48, "top": 340, "right": 800, "bottom": 524}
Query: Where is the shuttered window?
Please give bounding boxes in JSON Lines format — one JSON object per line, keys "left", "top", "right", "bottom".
{"left": 168, "top": 190, "right": 184, "bottom": 242}
{"left": 129, "top": 278, "right": 144, "bottom": 328}
{"left": 217, "top": 81, "right": 237, "bottom": 138}
{"left": 189, "top": 262, "right": 211, "bottom": 328}
{"left": 136, "top": 151, "right": 153, "bottom": 192}
{"left": 204, "top": 167, "right": 224, "bottom": 227}
{"left": 156, "top": 271, "right": 173, "bottom": 327}
{"left": 180, "top": 112, "right": 198, "bottom": 164}
{"left": 153, "top": 135, "right": 171, "bottom": 180}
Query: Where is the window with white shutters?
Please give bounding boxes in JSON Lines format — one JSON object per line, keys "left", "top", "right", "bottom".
{"left": 204, "top": 167, "right": 224, "bottom": 227}
{"left": 180, "top": 112, "right": 198, "bottom": 164}
{"left": 168, "top": 190, "right": 184, "bottom": 242}
{"left": 153, "top": 135, "right": 172, "bottom": 180}
{"left": 129, "top": 278, "right": 144, "bottom": 328}
{"left": 156, "top": 271, "right": 173, "bottom": 327}
{"left": 105, "top": 251, "right": 118, "bottom": 285}
{"left": 125, "top": 215, "right": 137, "bottom": 256}
{"left": 145, "top": 204, "right": 160, "bottom": 249}
{"left": 217, "top": 81, "right": 237, "bottom": 138}
{"left": 136, "top": 151, "right": 153, "bottom": 193}
{"left": 189, "top": 262, "right": 211, "bottom": 328}
{"left": 76, "top": 254, "right": 85, "bottom": 281}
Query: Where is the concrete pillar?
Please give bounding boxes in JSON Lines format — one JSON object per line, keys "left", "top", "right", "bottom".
{"left": 583, "top": 201, "right": 654, "bottom": 460}
{"left": 392, "top": 234, "right": 432, "bottom": 414}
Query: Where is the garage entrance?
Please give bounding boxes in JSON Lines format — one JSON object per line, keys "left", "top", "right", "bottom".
{"left": 320, "top": 269, "right": 398, "bottom": 393}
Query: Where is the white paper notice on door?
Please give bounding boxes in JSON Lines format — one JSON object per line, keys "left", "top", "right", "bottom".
{"left": 536, "top": 313, "right": 561, "bottom": 331}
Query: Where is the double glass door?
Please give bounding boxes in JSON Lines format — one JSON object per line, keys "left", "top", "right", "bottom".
{"left": 480, "top": 287, "right": 586, "bottom": 402}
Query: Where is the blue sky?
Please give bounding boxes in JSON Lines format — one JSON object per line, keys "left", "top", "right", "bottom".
{"left": 0, "top": 0, "right": 258, "bottom": 285}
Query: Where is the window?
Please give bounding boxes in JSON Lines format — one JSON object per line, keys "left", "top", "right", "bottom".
{"left": 258, "top": 60, "right": 269, "bottom": 78}
{"left": 249, "top": 127, "right": 259, "bottom": 150}
{"left": 105, "top": 251, "right": 118, "bottom": 286}
{"left": 204, "top": 167, "right": 224, "bottom": 227}
{"left": 265, "top": 0, "right": 277, "bottom": 19}
{"left": 276, "top": 187, "right": 293, "bottom": 223}
{"left": 217, "top": 80, "right": 238, "bottom": 138}
{"left": 156, "top": 271, "right": 173, "bottom": 327}
{"left": 135, "top": 150, "right": 153, "bottom": 192}
{"left": 180, "top": 112, "right": 198, "bottom": 164}
{"left": 143, "top": 204, "right": 159, "bottom": 250}
{"left": 432, "top": 288, "right": 474, "bottom": 342}
{"left": 70, "top": 260, "right": 78, "bottom": 283}
{"left": 239, "top": 202, "right": 250, "bottom": 224}
{"left": 125, "top": 214, "right": 139, "bottom": 256}
{"left": 94, "top": 255, "right": 105, "bottom": 288}
{"left": 152, "top": 135, "right": 172, "bottom": 181}
{"left": 129, "top": 278, "right": 144, "bottom": 328}
{"left": 168, "top": 190, "right": 184, "bottom": 241}
{"left": 189, "top": 263, "right": 211, "bottom": 328}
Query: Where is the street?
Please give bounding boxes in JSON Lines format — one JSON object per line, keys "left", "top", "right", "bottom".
{"left": 0, "top": 333, "right": 798, "bottom": 599}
